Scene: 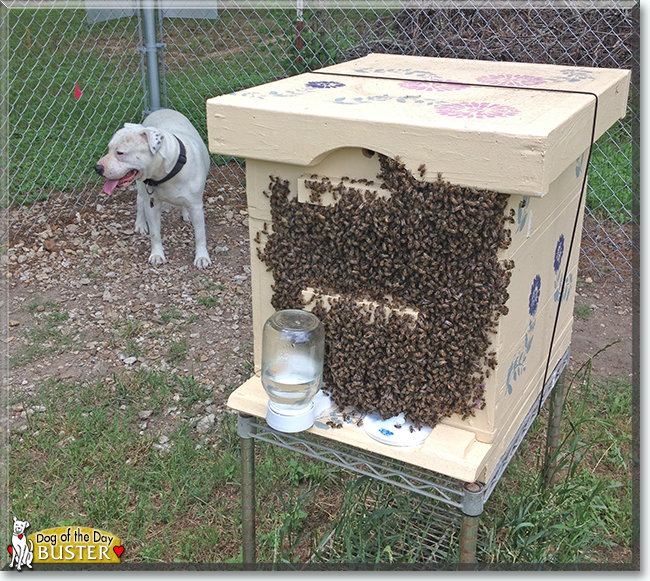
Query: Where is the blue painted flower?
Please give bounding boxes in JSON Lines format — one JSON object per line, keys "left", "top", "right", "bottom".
{"left": 529, "top": 275, "right": 541, "bottom": 317}
{"left": 554, "top": 234, "right": 565, "bottom": 273}
{"left": 379, "top": 428, "right": 394, "bottom": 437}
{"left": 306, "top": 81, "right": 345, "bottom": 89}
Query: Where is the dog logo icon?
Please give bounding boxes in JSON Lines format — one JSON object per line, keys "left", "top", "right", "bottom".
{"left": 8, "top": 516, "right": 34, "bottom": 571}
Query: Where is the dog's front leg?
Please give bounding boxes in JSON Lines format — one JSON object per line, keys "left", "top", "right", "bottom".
{"left": 187, "top": 202, "right": 211, "bottom": 269}
{"left": 135, "top": 188, "right": 149, "bottom": 234}
{"left": 144, "top": 197, "right": 167, "bottom": 266}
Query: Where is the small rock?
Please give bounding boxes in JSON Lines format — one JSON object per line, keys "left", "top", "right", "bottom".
{"left": 58, "top": 435, "right": 76, "bottom": 447}
{"left": 102, "top": 290, "right": 112, "bottom": 302}
{"left": 196, "top": 414, "right": 215, "bottom": 434}
{"left": 124, "top": 356, "right": 137, "bottom": 365}
{"left": 158, "top": 435, "right": 169, "bottom": 444}
{"left": 44, "top": 240, "right": 58, "bottom": 252}
{"left": 138, "top": 410, "right": 153, "bottom": 420}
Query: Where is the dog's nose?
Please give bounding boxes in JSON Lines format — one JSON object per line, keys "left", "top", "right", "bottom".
{"left": 94, "top": 164, "right": 104, "bottom": 177}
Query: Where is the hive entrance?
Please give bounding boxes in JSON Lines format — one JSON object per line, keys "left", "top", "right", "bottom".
{"left": 257, "top": 154, "right": 514, "bottom": 429}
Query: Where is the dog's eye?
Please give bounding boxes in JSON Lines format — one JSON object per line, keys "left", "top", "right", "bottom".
{"left": 116, "top": 151, "right": 125, "bottom": 156}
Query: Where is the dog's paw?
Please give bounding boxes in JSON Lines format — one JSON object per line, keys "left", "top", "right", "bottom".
{"left": 194, "top": 255, "right": 212, "bottom": 269}
{"left": 182, "top": 207, "right": 191, "bottom": 222}
{"left": 135, "top": 220, "right": 149, "bottom": 235}
{"left": 149, "top": 253, "right": 167, "bottom": 266}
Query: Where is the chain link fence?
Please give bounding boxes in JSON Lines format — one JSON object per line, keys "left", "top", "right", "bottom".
{"left": 1, "top": 1, "right": 639, "bottom": 280}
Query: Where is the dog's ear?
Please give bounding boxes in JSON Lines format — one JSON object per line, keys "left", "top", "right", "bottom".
{"left": 144, "top": 128, "right": 164, "bottom": 156}
{"left": 13, "top": 516, "right": 17, "bottom": 523}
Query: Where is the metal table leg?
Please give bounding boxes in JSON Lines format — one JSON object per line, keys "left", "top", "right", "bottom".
{"left": 542, "top": 369, "right": 567, "bottom": 489}
{"left": 238, "top": 413, "right": 256, "bottom": 568}
{"left": 459, "top": 482, "right": 484, "bottom": 564}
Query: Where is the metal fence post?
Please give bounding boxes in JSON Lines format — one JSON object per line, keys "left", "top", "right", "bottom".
{"left": 238, "top": 413, "right": 256, "bottom": 568}
{"left": 542, "top": 369, "right": 568, "bottom": 489}
{"left": 459, "top": 482, "right": 484, "bottom": 564}
{"left": 141, "top": 0, "right": 162, "bottom": 113}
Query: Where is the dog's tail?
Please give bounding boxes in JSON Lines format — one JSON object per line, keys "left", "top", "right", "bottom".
{"left": 28, "top": 539, "right": 33, "bottom": 551}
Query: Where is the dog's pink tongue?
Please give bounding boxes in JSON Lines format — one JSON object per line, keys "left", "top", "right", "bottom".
{"left": 104, "top": 180, "right": 119, "bottom": 195}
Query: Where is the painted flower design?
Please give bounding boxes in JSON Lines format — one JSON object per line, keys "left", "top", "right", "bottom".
{"left": 398, "top": 80, "right": 470, "bottom": 92}
{"left": 529, "top": 275, "right": 542, "bottom": 317}
{"left": 476, "top": 74, "right": 546, "bottom": 87}
{"left": 437, "top": 102, "right": 519, "bottom": 119}
{"left": 306, "top": 81, "right": 345, "bottom": 89}
{"left": 554, "top": 235, "right": 565, "bottom": 273}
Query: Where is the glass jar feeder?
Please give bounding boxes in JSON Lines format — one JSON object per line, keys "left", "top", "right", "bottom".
{"left": 261, "top": 309, "right": 325, "bottom": 432}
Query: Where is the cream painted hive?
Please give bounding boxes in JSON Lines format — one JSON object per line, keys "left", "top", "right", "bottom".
{"left": 207, "top": 55, "right": 630, "bottom": 483}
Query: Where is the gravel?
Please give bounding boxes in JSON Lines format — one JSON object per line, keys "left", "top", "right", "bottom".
{"left": 3, "top": 168, "right": 254, "bottom": 437}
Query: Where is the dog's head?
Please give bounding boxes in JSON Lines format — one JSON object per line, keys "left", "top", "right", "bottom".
{"left": 12, "top": 516, "right": 29, "bottom": 536}
{"left": 94, "top": 123, "right": 167, "bottom": 195}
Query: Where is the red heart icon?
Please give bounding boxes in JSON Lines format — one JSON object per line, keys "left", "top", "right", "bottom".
{"left": 113, "top": 546, "right": 124, "bottom": 558}
{"left": 18, "top": 535, "right": 23, "bottom": 540}
{"left": 7, "top": 546, "right": 13, "bottom": 555}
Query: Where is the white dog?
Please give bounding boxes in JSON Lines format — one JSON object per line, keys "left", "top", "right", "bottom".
{"left": 95, "top": 109, "right": 212, "bottom": 269}
{"left": 9, "top": 516, "right": 33, "bottom": 571}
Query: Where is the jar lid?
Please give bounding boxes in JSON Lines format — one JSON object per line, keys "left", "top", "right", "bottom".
{"left": 363, "top": 412, "right": 433, "bottom": 447}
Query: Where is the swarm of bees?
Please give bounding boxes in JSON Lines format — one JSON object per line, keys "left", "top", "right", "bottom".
{"left": 257, "top": 154, "right": 514, "bottom": 429}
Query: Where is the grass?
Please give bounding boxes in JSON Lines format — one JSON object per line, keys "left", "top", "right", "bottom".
{"left": 588, "top": 117, "right": 636, "bottom": 224}
{"left": 479, "top": 364, "right": 633, "bottom": 564}
{"left": 7, "top": 354, "right": 633, "bottom": 566}
{"left": 574, "top": 305, "right": 593, "bottom": 320}
{"left": 9, "top": 300, "right": 78, "bottom": 367}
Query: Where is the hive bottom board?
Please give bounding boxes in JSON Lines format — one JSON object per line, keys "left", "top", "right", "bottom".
{"left": 228, "top": 329, "right": 570, "bottom": 484}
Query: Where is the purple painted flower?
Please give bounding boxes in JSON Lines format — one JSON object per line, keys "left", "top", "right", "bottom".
{"left": 554, "top": 235, "right": 565, "bottom": 272}
{"left": 476, "top": 74, "right": 547, "bottom": 87}
{"left": 437, "top": 102, "right": 519, "bottom": 119}
{"left": 306, "top": 81, "right": 345, "bottom": 89}
{"left": 398, "top": 80, "right": 470, "bottom": 92}
{"left": 529, "top": 275, "right": 542, "bottom": 317}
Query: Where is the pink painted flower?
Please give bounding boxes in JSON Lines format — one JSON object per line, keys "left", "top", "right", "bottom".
{"left": 437, "top": 102, "right": 520, "bottom": 119}
{"left": 398, "top": 80, "right": 470, "bottom": 92}
{"left": 476, "top": 74, "right": 546, "bottom": 87}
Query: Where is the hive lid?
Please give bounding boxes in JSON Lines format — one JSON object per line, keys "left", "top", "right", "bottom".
{"left": 206, "top": 54, "right": 630, "bottom": 196}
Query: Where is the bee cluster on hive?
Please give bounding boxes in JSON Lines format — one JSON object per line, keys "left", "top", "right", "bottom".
{"left": 257, "top": 154, "right": 515, "bottom": 429}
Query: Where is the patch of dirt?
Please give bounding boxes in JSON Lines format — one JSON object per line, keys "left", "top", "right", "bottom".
{"left": 2, "top": 164, "right": 253, "bottom": 438}
{"left": 1, "top": 163, "right": 634, "bottom": 439}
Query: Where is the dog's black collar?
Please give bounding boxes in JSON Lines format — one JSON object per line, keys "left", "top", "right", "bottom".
{"left": 144, "top": 135, "right": 187, "bottom": 187}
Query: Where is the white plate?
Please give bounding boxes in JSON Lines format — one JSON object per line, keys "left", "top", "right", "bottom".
{"left": 362, "top": 412, "right": 433, "bottom": 447}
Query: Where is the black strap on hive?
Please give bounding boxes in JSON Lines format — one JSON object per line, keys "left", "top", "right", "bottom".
{"left": 144, "top": 135, "right": 187, "bottom": 187}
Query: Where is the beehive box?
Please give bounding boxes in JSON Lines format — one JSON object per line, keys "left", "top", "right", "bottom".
{"left": 207, "top": 55, "right": 630, "bottom": 482}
